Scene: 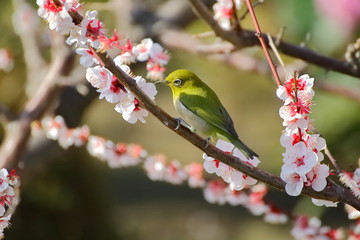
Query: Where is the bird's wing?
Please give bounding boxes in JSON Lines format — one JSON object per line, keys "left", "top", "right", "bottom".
{"left": 179, "top": 92, "right": 239, "bottom": 139}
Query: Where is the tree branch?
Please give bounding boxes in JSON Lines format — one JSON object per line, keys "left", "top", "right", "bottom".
{"left": 187, "top": 0, "right": 360, "bottom": 79}
{"left": 0, "top": 36, "right": 74, "bottom": 169}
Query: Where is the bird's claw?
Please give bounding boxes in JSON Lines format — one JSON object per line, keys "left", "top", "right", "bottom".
{"left": 174, "top": 118, "right": 191, "bottom": 130}
{"left": 175, "top": 118, "right": 181, "bottom": 130}
{"left": 204, "top": 137, "right": 211, "bottom": 148}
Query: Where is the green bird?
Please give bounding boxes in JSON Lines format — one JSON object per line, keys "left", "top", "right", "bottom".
{"left": 165, "top": 69, "right": 258, "bottom": 159}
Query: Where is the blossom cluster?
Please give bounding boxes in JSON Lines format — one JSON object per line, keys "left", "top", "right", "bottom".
{"left": 35, "top": 115, "right": 288, "bottom": 224}
{"left": 0, "top": 169, "right": 20, "bottom": 239}
{"left": 213, "top": 0, "right": 242, "bottom": 30}
{"left": 291, "top": 216, "right": 343, "bottom": 240}
{"left": 32, "top": 115, "right": 360, "bottom": 237}
{"left": 277, "top": 74, "right": 331, "bottom": 198}
{"left": 36, "top": 0, "right": 169, "bottom": 124}
{"left": 85, "top": 64, "right": 157, "bottom": 123}
{"left": 203, "top": 139, "right": 260, "bottom": 191}
{"left": 204, "top": 181, "right": 288, "bottom": 224}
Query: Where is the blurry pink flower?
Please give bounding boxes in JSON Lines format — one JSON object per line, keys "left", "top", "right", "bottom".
{"left": 164, "top": 161, "right": 188, "bottom": 185}
{"left": 203, "top": 180, "right": 227, "bottom": 205}
{"left": 225, "top": 188, "right": 248, "bottom": 206}
{"left": 263, "top": 204, "right": 288, "bottom": 224}
{"left": 184, "top": 163, "right": 206, "bottom": 188}
{"left": 0, "top": 49, "right": 13, "bottom": 72}
{"left": 144, "top": 155, "right": 166, "bottom": 181}
{"left": 315, "top": 0, "right": 360, "bottom": 32}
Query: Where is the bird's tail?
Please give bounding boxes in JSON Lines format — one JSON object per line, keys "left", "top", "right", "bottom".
{"left": 232, "top": 138, "right": 259, "bottom": 159}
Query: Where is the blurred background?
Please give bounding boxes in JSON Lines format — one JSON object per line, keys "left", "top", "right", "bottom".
{"left": 0, "top": 0, "right": 360, "bottom": 239}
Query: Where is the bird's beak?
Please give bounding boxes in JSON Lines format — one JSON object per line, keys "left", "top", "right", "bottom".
{"left": 154, "top": 79, "right": 169, "bottom": 85}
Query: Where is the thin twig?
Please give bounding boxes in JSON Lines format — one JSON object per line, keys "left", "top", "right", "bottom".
{"left": 267, "top": 33, "right": 289, "bottom": 80}
{"left": 325, "top": 147, "right": 341, "bottom": 174}
{"left": 275, "top": 26, "right": 286, "bottom": 47}
{"left": 244, "top": 0, "right": 282, "bottom": 86}
{"left": 239, "top": 0, "right": 264, "bottom": 21}
{"left": 231, "top": 0, "right": 242, "bottom": 32}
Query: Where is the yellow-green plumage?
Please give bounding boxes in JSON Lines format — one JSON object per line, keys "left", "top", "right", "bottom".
{"left": 165, "top": 69, "right": 258, "bottom": 159}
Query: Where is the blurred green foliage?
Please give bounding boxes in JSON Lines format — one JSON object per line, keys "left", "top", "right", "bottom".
{"left": 1, "top": 0, "right": 359, "bottom": 239}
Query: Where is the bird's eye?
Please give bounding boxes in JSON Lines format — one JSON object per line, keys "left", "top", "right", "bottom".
{"left": 174, "top": 79, "right": 182, "bottom": 86}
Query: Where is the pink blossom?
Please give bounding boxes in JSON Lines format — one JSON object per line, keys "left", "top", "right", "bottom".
{"left": 149, "top": 43, "right": 170, "bottom": 66}
{"left": 85, "top": 66, "right": 111, "bottom": 90}
{"left": 280, "top": 129, "right": 309, "bottom": 148}
{"left": 307, "top": 134, "right": 326, "bottom": 161}
{"left": 277, "top": 75, "right": 314, "bottom": 104}
{"left": 86, "top": 65, "right": 129, "bottom": 104}
{"left": 114, "top": 40, "right": 137, "bottom": 65}
{"left": 203, "top": 140, "right": 259, "bottom": 191}
{"left": 339, "top": 169, "right": 360, "bottom": 198}
{"left": 0, "top": 168, "right": 20, "bottom": 238}
{"left": 0, "top": 215, "right": 11, "bottom": 238}
{"left": 75, "top": 47, "right": 99, "bottom": 67}
{"left": 0, "top": 170, "right": 9, "bottom": 193}
{"left": 203, "top": 152, "right": 223, "bottom": 174}
{"left": 202, "top": 140, "right": 233, "bottom": 175}
{"left": 114, "top": 73, "right": 156, "bottom": 124}
{"left": 146, "top": 61, "right": 166, "bottom": 81}
{"left": 7, "top": 170, "right": 19, "bottom": 186}
{"left": 305, "top": 164, "right": 329, "bottom": 192}
{"left": 115, "top": 96, "right": 149, "bottom": 124}
{"left": 280, "top": 170, "right": 306, "bottom": 196}
{"left": 36, "top": 0, "right": 77, "bottom": 34}
{"left": 66, "top": 10, "right": 104, "bottom": 48}
{"left": 279, "top": 104, "right": 304, "bottom": 127}
{"left": 132, "top": 38, "right": 153, "bottom": 62}
{"left": 97, "top": 29, "right": 122, "bottom": 52}
{"left": 282, "top": 142, "right": 318, "bottom": 175}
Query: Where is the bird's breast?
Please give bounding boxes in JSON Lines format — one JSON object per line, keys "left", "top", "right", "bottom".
{"left": 174, "top": 98, "right": 212, "bottom": 135}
